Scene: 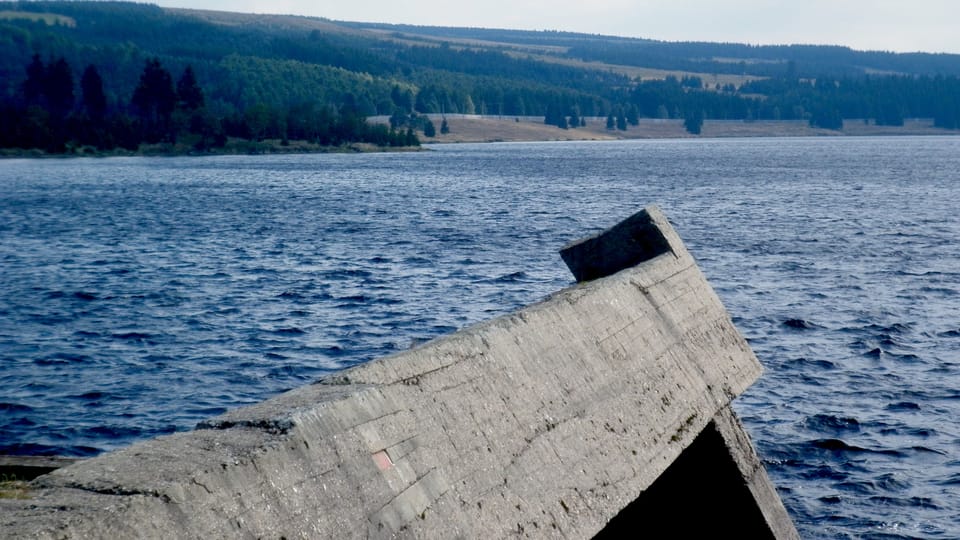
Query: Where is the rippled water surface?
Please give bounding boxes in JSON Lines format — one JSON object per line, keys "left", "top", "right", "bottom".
{"left": 1, "top": 137, "right": 958, "bottom": 538}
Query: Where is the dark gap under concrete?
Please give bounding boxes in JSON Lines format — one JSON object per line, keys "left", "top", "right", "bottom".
{"left": 0, "top": 456, "right": 79, "bottom": 481}
{"left": 594, "top": 421, "right": 775, "bottom": 539}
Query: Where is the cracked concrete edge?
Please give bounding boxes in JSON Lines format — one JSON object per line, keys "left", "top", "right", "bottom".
{"left": 711, "top": 407, "right": 800, "bottom": 540}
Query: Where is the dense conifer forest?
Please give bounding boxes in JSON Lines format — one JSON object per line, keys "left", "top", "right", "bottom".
{"left": 1, "top": 1, "right": 959, "bottom": 153}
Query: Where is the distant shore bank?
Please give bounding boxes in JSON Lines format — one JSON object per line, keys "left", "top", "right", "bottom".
{"left": 0, "top": 138, "right": 424, "bottom": 159}
{"left": 372, "top": 115, "right": 958, "bottom": 144}
{"left": 4, "top": 117, "right": 954, "bottom": 159}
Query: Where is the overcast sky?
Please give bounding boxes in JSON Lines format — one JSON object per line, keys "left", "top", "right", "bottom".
{"left": 155, "top": 1, "right": 960, "bottom": 54}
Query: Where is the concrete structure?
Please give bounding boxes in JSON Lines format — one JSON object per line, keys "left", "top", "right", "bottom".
{"left": 1, "top": 206, "right": 797, "bottom": 538}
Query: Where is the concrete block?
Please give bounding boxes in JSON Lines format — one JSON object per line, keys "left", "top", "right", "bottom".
{"left": 1, "top": 205, "right": 796, "bottom": 539}
{"left": 560, "top": 206, "right": 675, "bottom": 282}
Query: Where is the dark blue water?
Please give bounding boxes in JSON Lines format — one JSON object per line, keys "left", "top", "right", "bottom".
{"left": 1, "top": 137, "right": 958, "bottom": 538}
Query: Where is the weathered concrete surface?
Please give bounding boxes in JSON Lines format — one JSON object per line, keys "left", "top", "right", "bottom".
{"left": 1, "top": 205, "right": 797, "bottom": 538}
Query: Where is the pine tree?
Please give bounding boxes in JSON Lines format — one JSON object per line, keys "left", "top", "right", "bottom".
{"left": 391, "top": 85, "right": 414, "bottom": 113}
{"left": 544, "top": 102, "right": 560, "bottom": 126}
{"left": 44, "top": 57, "right": 74, "bottom": 118}
{"left": 404, "top": 127, "right": 418, "bottom": 146}
{"left": 80, "top": 65, "right": 107, "bottom": 121}
{"left": 808, "top": 107, "right": 842, "bottom": 130}
{"left": 22, "top": 54, "right": 46, "bottom": 107}
{"left": 176, "top": 66, "right": 204, "bottom": 111}
{"left": 389, "top": 109, "right": 407, "bottom": 129}
{"left": 132, "top": 59, "right": 176, "bottom": 120}
{"left": 684, "top": 110, "right": 704, "bottom": 134}
{"left": 131, "top": 58, "right": 177, "bottom": 142}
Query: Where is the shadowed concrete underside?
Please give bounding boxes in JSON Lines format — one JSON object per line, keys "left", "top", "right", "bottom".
{"left": 1, "top": 205, "right": 797, "bottom": 539}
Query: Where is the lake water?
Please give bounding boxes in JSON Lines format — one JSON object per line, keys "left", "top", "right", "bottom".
{"left": 1, "top": 137, "right": 958, "bottom": 538}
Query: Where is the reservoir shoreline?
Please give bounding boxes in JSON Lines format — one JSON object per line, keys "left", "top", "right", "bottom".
{"left": 396, "top": 116, "right": 958, "bottom": 144}
{"left": 2, "top": 117, "right": 955, "bottom": 158}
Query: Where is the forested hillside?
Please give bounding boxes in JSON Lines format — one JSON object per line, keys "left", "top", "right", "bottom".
{"left": 2, "top": 1, "right": 960, "bottom": 153}
{"left": 345, "top": 22, "right": 960, "bottom": 78}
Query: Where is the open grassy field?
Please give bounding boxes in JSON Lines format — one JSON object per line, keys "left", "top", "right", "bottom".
{"left": 359, "top": 25, "right": 763, "bottom": 87}
{"left": 0, "top": 10, "right": 75, "bottom": 27}
{"left": 506, "top": 51, "right": 764, "bottom": 88}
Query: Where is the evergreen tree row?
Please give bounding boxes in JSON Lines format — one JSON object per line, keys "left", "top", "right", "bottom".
{"left": 2, "top": 1, "right": 960, "bottom": 149}
{"left": 0, "top": 55, "right": 418, "bottom": 152}
{"left": 540, "top": 74, "right": 960, "bottom": 132}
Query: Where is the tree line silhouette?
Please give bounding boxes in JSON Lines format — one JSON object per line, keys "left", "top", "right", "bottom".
{"left": 0, "top": 55, "right": 418, "bottom": 153}
{"left": 2, "top": 2, "right": 960, "bottom": 152}
{"left": 539, "top": 74, "right": 960, "bottom": 133}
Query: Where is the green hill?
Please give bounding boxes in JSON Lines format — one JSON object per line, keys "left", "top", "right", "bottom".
{"left": 2, "top": 1, "right": 959, "bottom": 153}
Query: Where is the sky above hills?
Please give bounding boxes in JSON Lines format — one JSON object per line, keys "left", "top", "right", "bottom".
{"left": 153, "top": 0, "right": 960, "bottom": 54}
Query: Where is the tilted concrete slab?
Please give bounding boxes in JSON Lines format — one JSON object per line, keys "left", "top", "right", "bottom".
{"left": 1, "top": 205, "right": 797, "bottom": 538}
